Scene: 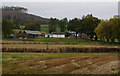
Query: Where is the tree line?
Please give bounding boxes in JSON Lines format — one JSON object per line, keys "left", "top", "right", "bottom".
{"left": 2, "top": 19, "right": 41, "bottom": 38}
{"left": 48, "top": 14, "right": 101, "bottom": 39}
{"left": 48, "top": 17, "right": 68, "bottom": 33}
{"left": 48, "top": 14, "right": 120, "bottom": 43}
{"left": 2, "top": 11, "right": 120, "bottom": 44}
{"left": 2, "top": 6, "right": 28, "bottom": 13}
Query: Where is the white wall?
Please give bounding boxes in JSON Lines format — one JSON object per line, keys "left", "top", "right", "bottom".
{"left": 52, "top": 34, "right": 65, "bottom": 38}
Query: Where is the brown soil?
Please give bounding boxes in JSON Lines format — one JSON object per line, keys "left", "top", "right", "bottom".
{"left": 2, "top": 54, "right": 119, "bottom": 74}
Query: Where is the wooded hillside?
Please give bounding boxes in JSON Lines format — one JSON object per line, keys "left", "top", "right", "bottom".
{"left": 2, "top": 6, "right": 50, "bottom": 27}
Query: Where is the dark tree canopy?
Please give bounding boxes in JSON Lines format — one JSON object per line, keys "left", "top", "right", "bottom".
{"left": 58, "top": 20, "right": 67, "bottom": 32}
{"left": 48, "top": 18, "right": 58, "bottom": 33}
{"left": 81, "top": 14, "right": 101, "bottom": 35}
{"left": 2, "top": 19, "right": 14, "bottom": 38}
{"left": 67, "top": 18, "right": 82, "bottom": 39}
{"left": 24, "top": 23, "right": 41, "bottom": 31}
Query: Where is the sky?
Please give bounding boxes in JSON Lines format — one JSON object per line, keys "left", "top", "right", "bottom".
{"left": 2, "top": 2, "right": 118, "bottom": 20}
{"left": 1, "top": 0, "right": 120, "bottom": 2}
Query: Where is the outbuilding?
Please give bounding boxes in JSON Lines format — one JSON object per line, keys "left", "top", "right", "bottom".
{"left": 16, "top": 30, "right": 42, "bottom": 38}
{"left": 51, "top": 32, "right": 65, "bottom": 38}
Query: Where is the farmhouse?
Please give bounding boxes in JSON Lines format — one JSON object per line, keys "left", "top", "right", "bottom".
{"left": 44, "top": 32, "right": 65, "bottom": 38}
{"left": 51, "top": 32, "right": 65, "bottom": 38}
{"left": 16, "top": 30, "right": 42, "bottom": 38}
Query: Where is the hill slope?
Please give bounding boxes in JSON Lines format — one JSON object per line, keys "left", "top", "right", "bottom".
{"left": 2, "top": 10, "right": 50, "bottom": 25}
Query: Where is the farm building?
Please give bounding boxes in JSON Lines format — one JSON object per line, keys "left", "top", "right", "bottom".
{"left": 16, "top": 30, "right": 42, "bottom": 38}
{"left": 47, "top": 32, "right": 65, "bottom": 38}
{"left": 67, "top": 31, "right": 77, "bottom": 36}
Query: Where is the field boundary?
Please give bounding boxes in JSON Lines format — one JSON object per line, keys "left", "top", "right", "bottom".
{"left": 1, "top": 42, "right": 79, "bottom": 45}
{"left": 2, "top": 47, "right": 120, "bottom": 53}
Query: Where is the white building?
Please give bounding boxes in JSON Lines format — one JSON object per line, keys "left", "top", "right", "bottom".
{"left": 45, "top": 33, "right": 65, "bottom": 38}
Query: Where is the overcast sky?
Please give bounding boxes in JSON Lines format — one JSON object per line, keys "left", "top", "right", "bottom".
{"left": 2, "top": 2, "right": 118, "bottom": 20}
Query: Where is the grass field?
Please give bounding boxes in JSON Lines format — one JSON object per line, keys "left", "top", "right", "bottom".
{"left": 2, "top": 53, "right": 119, "bottom": 74}
{"left": 41, "top": 28, "right": 49, "bottom": 33}
{"left": 41, "top": 24, "right": 60, "bottom": 33}
{"left": 13, "top": 24, "right": 60, "bottom": 33}
{"left": 41, "top": 24, "right": 48, "bottom": 26}
{"left": 3, "top": 38, "right": 120, "bottom": 47}
{"left": 34, "top": 38, "right": 105, "bottom": 44}
{"left": 2, "top": 38, "right": 105, "bottom": 44}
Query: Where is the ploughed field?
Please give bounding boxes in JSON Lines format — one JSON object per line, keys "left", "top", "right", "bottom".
{"left": 2, "top": 38, "right": 120, "bottom": 74}
{"left": 2, "top": 53, "right": 119, "bottom": 74}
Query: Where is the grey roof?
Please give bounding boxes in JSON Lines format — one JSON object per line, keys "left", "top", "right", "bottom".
{"left": 67, "top": 31, "right": 76, "bottom": 34}
{"left": 24, "top": 30, "right": 41, "bottom": 35}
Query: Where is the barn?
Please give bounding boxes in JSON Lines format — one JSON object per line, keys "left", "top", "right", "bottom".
{"left": 16, "top": 30, "right": 42, "bottom": 38}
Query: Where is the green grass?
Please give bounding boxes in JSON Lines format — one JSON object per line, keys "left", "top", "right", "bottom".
{"left": 2, "top": 53, "right": 118, "bottom": 61}
{"left": 3, "top": 36, "right": 120, "bottom": 48}
{"left": 40, "top": 24, "right": 61, "bottom": 33}
{"left": 56, "top": 27, "right": 61, "bottom": 32}
{"left": 41, "top": 27, "right": 61, "bottom": 33}
{"left": 41, "top": 28, "right": 49, "bottom": 33}
{"left": 3, "top": 53, "right": 79, "bottom": 61}
{"left": 2, "top": 39, "right": 23, "bottom": 43}
{"left": 34, "top": 38, "right": 102, "bottom": 44}
{"left": 41, "top": 24, "right": 48, "bottom": 26}
{"left": 92, "top": 38, "right": 119, "bottom": 43}
{"left": 2, "top": 37, "right": 114, "bottom": 45}
{"left": 115, "top": 39, "right": 119, "bottom": 43}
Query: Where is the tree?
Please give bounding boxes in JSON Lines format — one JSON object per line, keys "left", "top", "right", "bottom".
{"left": 63, "top": 18, "right": 68, "bottom": 24}
{"left": 58, "top": 18, "right": 68, "bottom": 32}
{"left": 2, "top": 6, "right": 28, "bottom": 13}
{"left": 2, "top": 19, "right": 14, "bottom": 38}
{"left": 95, "top": 20, "right": 111, "bottom": 42}
{"left": 67, "top": 18, "right": 82, "bottom": 39}
{"left": 94, "top": 18, "right": 120, "bottom": 43}
{"left": 58, "top": 20, "right": 66, "bottom": 32}
{"left": 117, "top": 19, "right": 120, "bottom": 43}
{"left": 81, "top": 14, "right": 101, "bottom": 40}
{"left": 48, "top": 18, "right": 58, "bottom": 33}
{"left": 24, "top": 23, "right": 41, "bottom": 31}
{"left": 109, "top": 18, "right": 120, "bottom": 43}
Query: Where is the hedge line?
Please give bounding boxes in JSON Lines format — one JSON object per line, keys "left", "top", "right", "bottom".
{"left": 2, "top": 47, "right": 120, "bottom": 53}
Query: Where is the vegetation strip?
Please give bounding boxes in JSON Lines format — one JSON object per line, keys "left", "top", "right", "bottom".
{"left": 2, "top": 47, "right": 120, "bottom": 53}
